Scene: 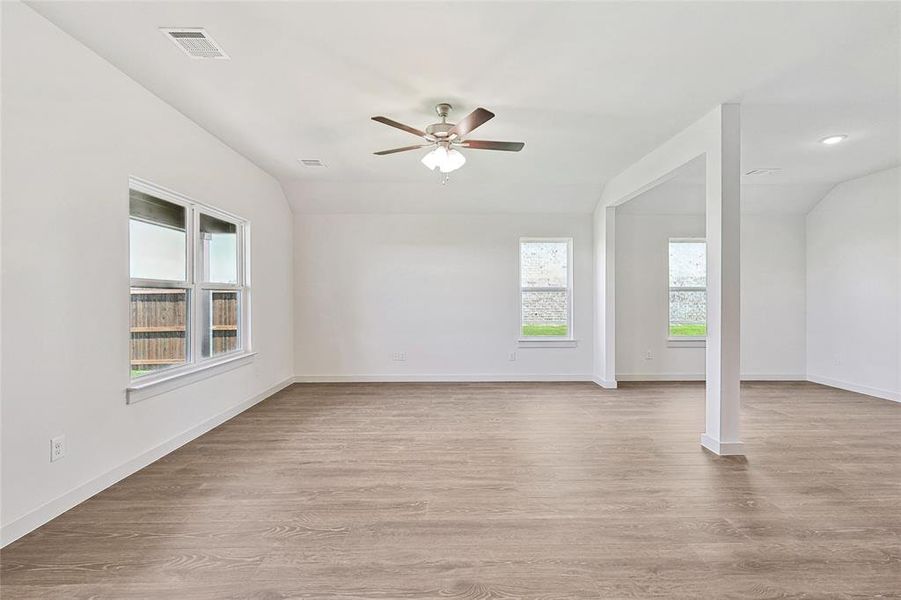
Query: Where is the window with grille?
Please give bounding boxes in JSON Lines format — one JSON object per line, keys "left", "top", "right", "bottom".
{"left": 129, "top": 181, "right": 249, "bottom": 380}
{"left": 668, "top": 239, "right": 706, "bottom": 339}
{"left": 520, "top": 239, "right": 572, "bottom": 338}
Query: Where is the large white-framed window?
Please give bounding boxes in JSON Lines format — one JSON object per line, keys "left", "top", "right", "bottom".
{"left": 668, "top": 238, "right": 706, "bottom": 342}
{"left": 129, "top": 178, "right": 251, "bottom": 391}
{"left": 519, "top": 238, "right": 573, "bottom": 340}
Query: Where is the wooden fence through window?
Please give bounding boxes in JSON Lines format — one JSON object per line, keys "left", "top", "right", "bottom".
{"left": 130, "top": 289, "right": 237, "bottom": 374}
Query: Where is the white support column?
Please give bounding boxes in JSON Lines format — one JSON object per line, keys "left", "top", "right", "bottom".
{"left": 604, "top": 206, "right": 616, "bottom": 385}
{"left": 701, "top": 104, "right": 744, "bottom": 456}
{"left": 592, "top": 204, "right": 617, "bottom": 388}
{"left": 595, "top": 103, "right": 745, "bottom": 454}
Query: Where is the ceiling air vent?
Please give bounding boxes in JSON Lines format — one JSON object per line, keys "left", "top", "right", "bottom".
{"left": 299, "top": 159, "right": 327, "bottom": 167}
{"left": 744, "top": 168, "right": 783, "bottom": 176}
{"left": 160, "top": 28, "right": 229, "bottom": 59}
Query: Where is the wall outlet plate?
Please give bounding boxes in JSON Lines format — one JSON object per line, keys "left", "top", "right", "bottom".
{"left": 392, "top": 352, "right": 406, "bottom": 362}
{"left": 50, "top": 435, "right": 66, "bottom": 462}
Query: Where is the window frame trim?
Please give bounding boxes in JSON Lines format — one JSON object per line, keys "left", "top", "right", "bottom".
{"left": 667, "top": 237, "right": 707, "bottom": 343}
{"left": 127, "top": 177, "right": 252, "bottom": 396}
{"left": 518, "top": 236, "right": 575, "bottom": 342}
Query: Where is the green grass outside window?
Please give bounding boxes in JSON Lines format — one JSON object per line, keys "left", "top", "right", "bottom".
{"left": 669, "top": 323, "right": 707, "bottom": 337}
{"left": 522, "top": 324, "right": 569, "bottom": 337}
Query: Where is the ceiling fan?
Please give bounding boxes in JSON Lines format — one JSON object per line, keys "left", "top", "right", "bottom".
{"left": 371, "top": 103, "right": 524, "bottom": 174}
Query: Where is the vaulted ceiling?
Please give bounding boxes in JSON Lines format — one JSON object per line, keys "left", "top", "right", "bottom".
{"left": 28, "top": 1, "right": 900, "bottom": 213}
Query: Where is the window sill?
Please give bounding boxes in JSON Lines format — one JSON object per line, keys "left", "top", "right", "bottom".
{"left": 667, "top": 338, "right": 706, "bottom": 348}
{"left": 127, "top": 352, "right": 257, "bottom": 405}
{"left": 518, "top": 339, "right": 579, "bottom": 348}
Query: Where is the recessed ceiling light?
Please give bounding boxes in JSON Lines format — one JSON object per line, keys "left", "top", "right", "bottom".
{"left": 820, "top": 135, "right": 847, "bottom": 146}
{"left": 298, "top": 159, "right": 326, "bottom": 167}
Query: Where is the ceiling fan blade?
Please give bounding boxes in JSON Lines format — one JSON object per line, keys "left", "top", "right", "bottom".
{"left": 373, "top": 144, "right": 430, "bottom": 156}
{"left": 371, "top": 116, "right": 428, "bottom": 139}
{"left": 449, "top": 108, "right": 495, "bottom": 138}
{"left": 461, "top": 140, "right": 525, "bottom": 152}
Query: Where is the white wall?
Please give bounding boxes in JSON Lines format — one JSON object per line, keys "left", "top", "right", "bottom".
{"left": 1, "top": 3, "right": 294, "bottom": 544}
{"left": 615, "top": 213, "right": 706, "bottom": 379}
{"left": 615, "top": 211, "right": 807, "bottom": 380}
{"left": 742, "top": 214, "right": 807, "bottom": 378}
{"left": 294, "top": 213, "right": 593, "bottom": 380}
{"left": 806, "top": 166, "right": 900, "bottom": 401}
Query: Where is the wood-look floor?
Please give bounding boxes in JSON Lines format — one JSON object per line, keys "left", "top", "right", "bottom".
{"left": 1, "top": 382, "right": 899, "bottom": 599}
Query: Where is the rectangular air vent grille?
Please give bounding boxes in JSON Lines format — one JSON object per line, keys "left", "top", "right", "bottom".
{"left": 161, "top": 28, "right": 229, "bottom": 59}
{"left": 745, "top": 168, "right": 783, "bottom": 176}
{"left": 299, "top": 159, "right": 327, "bottom": 167}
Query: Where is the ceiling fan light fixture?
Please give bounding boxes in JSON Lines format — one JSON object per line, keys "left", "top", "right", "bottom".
{"left": 373, "top": 104, "right": 522, "bottom": 177}
{"left": 421, "top": 146, "right": 466, "bottom": 173}
{"left": 421, "top": 146, "right": 446, "bottom": 171}
{"left": 440, "top": 148, "right": 466, "bottom": 173}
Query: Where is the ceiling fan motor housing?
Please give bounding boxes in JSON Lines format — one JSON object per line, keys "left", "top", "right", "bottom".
{"left": 425, "top": 122, "right": 455, "bottom": 140}
{"left": 426, "top": 103, "right": 456, "bottom": 140}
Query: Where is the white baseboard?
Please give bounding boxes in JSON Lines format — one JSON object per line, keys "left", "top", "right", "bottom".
{"left": 592, "top": 376, "right": 618, "bottom": 389}
{"left": 616, "top": 373, "right": 806, "bottom": 382}
{"left": 741, "top": 373, "right": 807, "bottom": 381}
{"left": 807, "top": 374, "right": 900, "bottom": 403}
{"left": 700, "top": 433, "right": 745, "bottom": 456}
{"left": 618, "top": 373, "right": 706, "bottom": 381}
{"left": 294, "top": 373, "right": 595, "bottom": 383}
{"left": 0, "top": 376, "right": 295, "bottom": 548}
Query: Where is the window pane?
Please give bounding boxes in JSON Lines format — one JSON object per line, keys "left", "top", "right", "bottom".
{"left": 130, "top": 288, "right": 189, "bottom": 377}
{"left": 669, "top": 241, "right": 706, "bottom": 287}
{"left": 202, "top": 290, "right": 240, "bottom": 358}
{"left": 200, "top": 214, "right": 238, "bottom": 284}
{"left": 521, "top": 241, "right": 567, "bottom": 288}
{"left": 669, "top": 290, "right": 707, "bottom": 337}
{"left": 522, "top": 290, "right": 568, "bottom": 337}
{"left": 129, "top": 192, "right": 186, "bottom": 281}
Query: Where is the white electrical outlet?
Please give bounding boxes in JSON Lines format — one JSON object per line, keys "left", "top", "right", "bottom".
{"left": 50, "top": 435, "right": 66, "bottom": 462}
{"left": 392, "top": 352, "right": 406, "bottom": 362}
{"left": 509, "top": 351, "right": 516, "bottom": 361}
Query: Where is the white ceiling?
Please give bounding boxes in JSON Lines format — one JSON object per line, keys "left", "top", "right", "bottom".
{"left": 618, "top": 181, "right": 836, "bottom": 216}
{"left": 618, "top": 157, "right": 835, "bottom": 215}
{"left": 27, "top": 1, "right": 900, "bottom": 214}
